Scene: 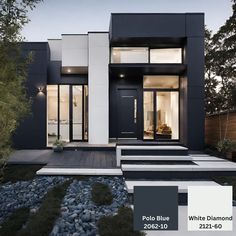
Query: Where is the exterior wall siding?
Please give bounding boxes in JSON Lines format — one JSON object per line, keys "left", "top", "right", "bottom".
{"left": 62, "top": 35, "right": 88, "bottom": 67}
{"left": 48, "top": 39, "right": 62, "bottom": 61}
{"left": 13, "top": 43, "right": 49, "bottom": 149}
{"left": 88, "top": 33, "right": 109, "bottom": 144}
{"left": 184, "top": 14, "right": 205, "bottom": 150}
{"left": 205, "top": 112, "right": 236, "bottom": 146}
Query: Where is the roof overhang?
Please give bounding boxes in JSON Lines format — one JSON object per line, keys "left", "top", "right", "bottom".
{"left": 109, "top": 63, "right": 187, "bottom": 77}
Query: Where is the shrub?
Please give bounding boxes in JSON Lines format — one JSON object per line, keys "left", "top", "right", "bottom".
{"left": 216, "top": 139, "right": 236, "bottom": 154}
{"left": 0, "top": 207, "right": 30, "bottom": 235}
{"left": 91, "top": 182, "right": 113, "bottom": 206}
{"left": 98, "top": 207, "right": 145, "bottom": 236}
{"left": 1, "top": 164, "right": 44, "bottom": 184}
{"left": 17, "top": 181, "right": 71, "bottom": 236}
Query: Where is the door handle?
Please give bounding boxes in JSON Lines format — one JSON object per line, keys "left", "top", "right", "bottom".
{"left": 134, "top": 98, "right": 137, "bottom": 124}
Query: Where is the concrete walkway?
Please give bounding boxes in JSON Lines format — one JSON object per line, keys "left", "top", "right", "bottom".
{"left": 8, "top": 149, "right": 117, "bottom": 168}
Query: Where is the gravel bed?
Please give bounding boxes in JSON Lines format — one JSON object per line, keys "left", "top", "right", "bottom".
{"left": 51, "top": 176, "right": 128, "bottom": 236}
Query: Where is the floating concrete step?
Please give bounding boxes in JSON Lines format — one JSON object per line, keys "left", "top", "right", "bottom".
{"left": 122, "top": 159, "right": 236, "bottom": 179}
{"left": 116, "top": 145, "right": 188, "bottom": 166}
{"left": 125, "top": 180, "right": 220, "bottom": 194}
{"left": 120, "top": 145, "right": 188, "bottom": 156}
{"left": 118, "top": 145, "right": 188, "bottom": 150}
{"left": 36, "top": 168, "right": 122, "bottom": 176}
{"left": 122, "top": 160, "right": 236, "bottom": 172}
{"left": 119, "top": 155, "right": 192, "bottom": 164}
{"left": 190, "top": 155, "right": 226, "bottom": 161}
{"left": 122, "top": 164, "right": 197, "bottom": 172}
{"left": 121, "top": 160, "right": 195, "bottom": 165}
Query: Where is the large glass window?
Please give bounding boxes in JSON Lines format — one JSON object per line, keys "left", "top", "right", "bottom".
{"left": 47, "top": 85, "right": 88, "bottom": 146}
{"left": 47, "top": 85, "right": 58, "bottom": 145}
{"left": 143, "top": 76, "right": 179, "bottom": 89}
{"left": 111, "top": 47, "right": 149, "bottom": 63}
{"left": 150, "top": 48, "right": 182, "bottom": 64}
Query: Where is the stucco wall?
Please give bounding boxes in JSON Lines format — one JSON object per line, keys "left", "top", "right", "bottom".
{"left": 88, "top": 32, "right": 109, "bottom": 144}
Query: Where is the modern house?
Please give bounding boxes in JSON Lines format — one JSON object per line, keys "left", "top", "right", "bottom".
{"left": 13, "top": 13, "right": 205, "bottom": 151}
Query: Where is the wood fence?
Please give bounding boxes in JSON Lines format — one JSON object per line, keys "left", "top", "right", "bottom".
{"left": 205, "top": 111, "right": 236, "bottom": 146}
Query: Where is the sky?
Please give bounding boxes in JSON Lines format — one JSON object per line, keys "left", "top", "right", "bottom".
{"left": 21, "top": 0, "right": 233, "bottom": 41}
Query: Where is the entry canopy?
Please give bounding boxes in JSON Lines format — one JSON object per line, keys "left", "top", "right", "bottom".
{"left": 109, "top": 63, "right": 186, "bottom": 76}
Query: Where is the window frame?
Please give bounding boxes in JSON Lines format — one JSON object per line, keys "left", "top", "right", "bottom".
{"left": 110, "top": 47, "right": 183, "bottom": 64}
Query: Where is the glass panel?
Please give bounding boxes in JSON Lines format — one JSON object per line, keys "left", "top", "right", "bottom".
{"left": 59, "top": 85, "right": 70, "bottom": 142}
{"left": 72, "top": 86, "right": 83, "bottom": 140}
{"left": 143, "top": 91, "right": 154, "bottom": 139}
{"left": 84, "top": 85, "right": 88, "bottom": 140}
{"left": 150, "top": 48, "right": 182, "bottom": 63}
{"left": 111, "top": 47, "right": 149, "bottom": 63}
{"left": 143, "top": 76, "right": 179, "bottom": 89}
{"left": 47, "top": 85, "right": 58, "bottom": 146}
{"left": 156, "top": 92, "right": 179, "bottom": 140}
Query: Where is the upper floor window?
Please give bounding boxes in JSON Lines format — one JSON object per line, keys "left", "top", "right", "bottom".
{"left": 150, "top": 48, "right": 182, "bottom": 64}
{"left": 111, "top": 47, "right": 149, "bottom": 63}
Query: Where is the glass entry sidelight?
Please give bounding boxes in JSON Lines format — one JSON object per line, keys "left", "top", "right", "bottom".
{"left": 71, "top": 85, "right": 88, "bottom": 141}
{"left": 143, "top": 91, "right": 179, "bottom": 140}
{"left": 143, "top": 75, "right": 179, "bottom": 141}
{"left": 143, "top": 91, "right": 154, "bottom": 139}
{"left": 71, "top": 86, "right": 83, "bottom": 141}
{"left": 47, "top": 85, "right": 88, "bottom": 146}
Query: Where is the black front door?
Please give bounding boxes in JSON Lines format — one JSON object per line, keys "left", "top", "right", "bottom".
{"left": 117, "top": 89, "right": 138, "bottom": 138}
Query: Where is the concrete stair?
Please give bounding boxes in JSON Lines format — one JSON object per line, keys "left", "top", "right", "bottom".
{"left": 116, "top": 145, "right": 236, "bottom": 200}
{"left": 116, "top": 145, "right": 189, "bottom": 166}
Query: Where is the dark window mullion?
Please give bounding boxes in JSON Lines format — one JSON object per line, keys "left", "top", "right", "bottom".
{"left": 69, "top": 85, "right": 73, "bottom": 142}
{"left": 82, "top": 85, "right": 85, "bottom": 141}
{"left": 57, "top": 85, "right": 60, "bottom": 140}
{"left": 153, "top": 91, "right": 157, "bottom": 141}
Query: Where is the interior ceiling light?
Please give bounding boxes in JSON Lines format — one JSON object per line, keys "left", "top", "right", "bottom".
{"left": 119, "top": 74, "right": 125, "bottom": 78}
{"left": 67, "top": 68, "right": 71, "bottom": 73}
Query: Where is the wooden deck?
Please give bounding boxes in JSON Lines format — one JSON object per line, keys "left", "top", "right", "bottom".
{"left": 8, "top": 150, "right": 117, "bottom": 169}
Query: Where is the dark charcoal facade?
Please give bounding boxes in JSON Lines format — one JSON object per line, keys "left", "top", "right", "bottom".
{"left": 13, "top": 13, "right": 205, "bottom": 150}
{"left": 109, "top": 13, "right": 205, "bottom": 150}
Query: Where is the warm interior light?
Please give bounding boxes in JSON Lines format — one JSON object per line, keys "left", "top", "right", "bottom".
{"left": 67, "top": 69, "right": 71, "bottom": 73}
{"left": 119, "top": 74, "right": 125, "bottom": 78}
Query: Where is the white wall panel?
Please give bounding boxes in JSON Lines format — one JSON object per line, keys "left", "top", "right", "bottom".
{"left": 88, "top": 33, "right": 109, "bottom": 144}
{"left": 62, "top": 35, "right": 88, "bottom": 67}
{"left": 48, "top": 39, "right": 61, "bottom": 61}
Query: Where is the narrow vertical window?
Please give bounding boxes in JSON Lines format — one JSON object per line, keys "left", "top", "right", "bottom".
{"left": 59, "top": 85, "right": 70, "bottom": 142}
{"left": 47, "top": 85, "right": 58, "bottom": 146}
{"left": 72, "top": 86, "right": 83, "bottom": 140}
